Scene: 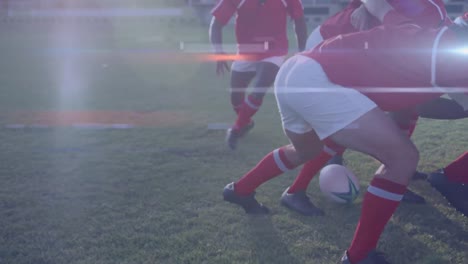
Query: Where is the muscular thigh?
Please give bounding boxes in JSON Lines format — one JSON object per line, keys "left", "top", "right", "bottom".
{"left": 329, "top": 107, "right": 416, "bottom": 164}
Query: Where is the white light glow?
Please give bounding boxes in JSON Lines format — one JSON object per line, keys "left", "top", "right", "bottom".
{"left": 454, "top": 47, "right": 468, "bottom": 55}
{"left": 51, "top": 17, "right": 87, "bottom": 113}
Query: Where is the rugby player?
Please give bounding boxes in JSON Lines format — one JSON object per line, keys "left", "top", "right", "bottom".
{"left": 209, "top": 0, "right": 308, "bottom": 150}
{"left": 222, "top": 0, "right": 468, "bottom": 261}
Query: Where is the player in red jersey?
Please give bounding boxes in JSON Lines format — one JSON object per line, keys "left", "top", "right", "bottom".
{"left": 209, "top": 0, "right": 308, "bottom": 150}
{"left": 289, "top": 0, "right": 452, "bottom": 209}
{"left": 289, "top": 0, "right": 468, "bottom": 209}
{"left": 222, "top": 0, "right": 468, "bottom": 261}
{"left": 302, "top": 0, "right": 468, "bottom": 214}
{"left": 389, "top": 13, "right": 468, "bottom": 217}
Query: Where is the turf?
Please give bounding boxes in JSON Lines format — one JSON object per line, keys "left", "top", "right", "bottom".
{"left": 0, "top": 18, "right": 467, "bottom": 264}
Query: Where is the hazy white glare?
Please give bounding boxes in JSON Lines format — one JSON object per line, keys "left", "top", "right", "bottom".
{"left": 51, "top": 19, "right": 88, "bottom": 113}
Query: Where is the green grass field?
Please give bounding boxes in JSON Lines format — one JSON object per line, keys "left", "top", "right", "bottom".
{"left": 0, "top": 19, "right": 467, "bottom": 264}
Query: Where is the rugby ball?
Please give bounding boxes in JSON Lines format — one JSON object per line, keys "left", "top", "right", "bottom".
{"left": 319, "top": 164, "right": 360, "bottom": 203}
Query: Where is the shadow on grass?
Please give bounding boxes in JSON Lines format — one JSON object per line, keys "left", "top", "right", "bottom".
{"left": 282, "top": 196, "right": 466, "bottom": 264}
{"left": 392, "top": 201, "right": 468, "bottom": 264}
{"left": 291, "top": 198, "right": 468, "bottom": 264}
{"left": 244, "top": 216, "right": 302, "bottom": 264}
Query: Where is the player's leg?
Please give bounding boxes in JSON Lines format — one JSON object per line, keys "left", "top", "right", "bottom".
{"left": 428, "top": 152, "right": 468, "bottom": 216}
{"left": 416, "top": 96, "right": 468, "bottom": 215}
{"left": 323, "top": 109, "right": 424, "bottom": 205}
{"left": 222, "top": 131, "right": 322, "bottom": 214}
{"left": 281, "top": 141, "right": 346, "bottom": 215}
{"left": 235, "top": 60, "right": 279, "bottom": 129}
{"left": 227, "top": 58, "right": 281, "bottom": 149}
{"left": 230, "top": 69, "right": 256, "bottom": 115}
{"left": 386, "top": 109, "right": 426, "bottom": 204}
{"left": 328, "top": 108, "right": 419, "bottom": 264}
{"left": 279, "top": 55, "right": 418, "bottom": 262}
{"left": 224, "top": 61, "right": 257, "bottom": 149}
{"left": 328, "top": 108, "right": 418, "bottom": 163}
{"left": 274, "top": 55, "right": 376, "bottom": 216}
{"left": 280, "top": 138, "right": 344, "bottom": 215}
{"left": 284, "top": 88, "right": 418, "bottom": 261}
{"left": 438, "top": 152, "right": 468, "bottom": 184}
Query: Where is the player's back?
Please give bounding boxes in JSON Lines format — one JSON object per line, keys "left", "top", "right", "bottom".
{"left": 304, "top": 20, "right": 455, "bottom": 110}
{"left": 234, "top": 0, "right": 290, "bottom": 54}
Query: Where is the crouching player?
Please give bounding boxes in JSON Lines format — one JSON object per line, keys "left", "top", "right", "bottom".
{"left": 222, "top": 0, "right": 468, "bottom": 262}
{"left": 290, "top": 0, "right": 468, "bottom": 211}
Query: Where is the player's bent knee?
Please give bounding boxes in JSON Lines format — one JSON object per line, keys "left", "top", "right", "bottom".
{"left": 400, "top": 139, "right": 419, "bottom": 164}
{"left": 386, "top": 142, "right": 419, "bottom": 183}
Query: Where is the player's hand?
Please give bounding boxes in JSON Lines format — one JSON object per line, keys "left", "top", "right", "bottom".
{"left": 216, "top": 59, "right": 230, "bottom": 76}
{"left": 351, "top": 5, "right": 372, "bottom": 31}
{"left": 361, "top": 0, "right": 394, "bottom": 22}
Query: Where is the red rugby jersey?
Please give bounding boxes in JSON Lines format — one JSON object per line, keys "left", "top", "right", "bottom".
{"left": 212, "top": 0, "right": 304, "bottom": 60}
{"left": 304, "top": 11, "right": 467, "bottom": 111}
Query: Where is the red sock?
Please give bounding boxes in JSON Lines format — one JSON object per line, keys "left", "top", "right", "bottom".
{"left": 288, "top": 148, "right": 334, "bottom": 193}
{"left": 235, "top": 147, "right": 296, "bottom": 196}
{"left": 233, "top": 94, "right": 262, "bottom": 130}
{"left": 347, "top": 177, "right": 407, "bottom": 263}
{"left": 231, "top": 86, "right": 246, "bottom": 115}
{"left": 444, "top": 152, "right": 468, "bottom": 183}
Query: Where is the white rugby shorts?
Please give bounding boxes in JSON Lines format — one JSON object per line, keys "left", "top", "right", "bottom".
{"left": 274, "top": 55, "right": 377, "bottom": 139}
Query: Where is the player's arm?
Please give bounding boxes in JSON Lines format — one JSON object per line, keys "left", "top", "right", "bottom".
{"left": 288, "top": 0, "right": 308, "bottom": 52}
{"left": 209, "top": 0, "right": 237, "bottom": 75}
{"left": 209, "top": 17, "right": 229, "bottom": 75}
{"left": 209, "top": 17, "right": 225, "bottom": 54}
{"left": 293, "top": 16, "right": 308, "bottom": 52}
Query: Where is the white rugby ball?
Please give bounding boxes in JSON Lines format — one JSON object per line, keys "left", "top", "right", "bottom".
{"left": 319, "top": 164, "right": 360, "bottom": 204}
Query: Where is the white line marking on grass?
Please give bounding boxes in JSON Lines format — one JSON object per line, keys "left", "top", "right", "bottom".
{"left": 71, "top": 123, "right": 134, "bottom": 129}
